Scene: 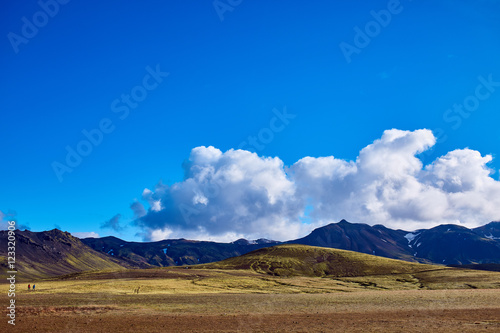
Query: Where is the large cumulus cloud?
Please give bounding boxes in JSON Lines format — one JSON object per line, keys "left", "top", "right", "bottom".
{"left": 134, "top": 147, "right": 306, "bottom": 241}
{"left": 133, "top": 129, "right": 500, "bottom": 241}
{"left": 292, "top": 129, "right": 500, "bottom": 231}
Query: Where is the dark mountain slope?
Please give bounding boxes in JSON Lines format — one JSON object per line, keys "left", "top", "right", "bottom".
{"left": 287, "top": 220, "right": 417, "bottom": 262}
{"left": 404, "top": 224, "right": 500, "bottom": 265}
{"left": 288, "top": 220, "right": 500, "bottom": 265}
{"left": 473, "top": 221, "right": 500, "bottom": 240}
{"left": 82, "top": 237, "right": 280, "bottom": 267}
{"left": 0, "top": 229, "right": 131, "bottom": 281}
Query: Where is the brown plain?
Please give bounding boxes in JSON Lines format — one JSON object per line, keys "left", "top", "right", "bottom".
{"left": 2, "top": 244, "right": 500, "bottom": 332}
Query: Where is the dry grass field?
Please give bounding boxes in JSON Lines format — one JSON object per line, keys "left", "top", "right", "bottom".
{"left": 2, "top": 245, "right": 500, "bottom": 332}
{"left": 2, "top": 286, "right": 500, "bottom": 332}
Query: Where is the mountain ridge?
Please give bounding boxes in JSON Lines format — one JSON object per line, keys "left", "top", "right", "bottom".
{"left": 3, "top": 220, "right": 499, "bottom": 281}
{"left": 82, "top": 220, "right": 500, "bottom": 267}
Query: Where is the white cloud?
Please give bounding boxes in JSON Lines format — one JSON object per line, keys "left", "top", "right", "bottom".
{"left": 149, "top": 226, "right": 247, "bottom": 243}
{"left": 291, "top": 129, "right": 500, "bottom": 231}
{"left": 133, "top": 129, "right": 500, "bottom": 241}
{"left": 134, "top": 147, "right": 307, "bottom": 242}
{"left": 149, "top": 227, "right": 173, "bottom": 241}
{"left": 72, "top": 231, "right": 100, "bottom": 238}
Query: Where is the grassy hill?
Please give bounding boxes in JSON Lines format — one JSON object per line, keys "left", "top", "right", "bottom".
{"left": 29, "top": 244, "right": 500, "bottom": 295}
{"left": 197, "top": 244, "right": 438, "bottom": 278}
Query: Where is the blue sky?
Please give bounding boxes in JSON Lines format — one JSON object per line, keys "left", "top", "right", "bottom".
{"left": 1, "top": 0, "right": 500, "bottom": 241}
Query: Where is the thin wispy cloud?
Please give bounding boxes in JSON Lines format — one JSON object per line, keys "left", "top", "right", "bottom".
{"left": 0, "top": 210, "right": 20, "bottom": 230}
{"left": 101, "top": 214, "right": 124, "bottom": 232}
{"left": 72, "top": 231, "right": 100, "bottom": 239}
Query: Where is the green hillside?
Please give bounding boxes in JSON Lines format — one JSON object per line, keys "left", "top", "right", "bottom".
{"left": 198, "top": 244, "right": 438, "bottom": 277}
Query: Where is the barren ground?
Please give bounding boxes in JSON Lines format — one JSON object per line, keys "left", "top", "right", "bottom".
{"left": 2, "top": 289, "right": 500, "bottom": 332}
{"left": 2, "top": 260, "right": 500, "bottom": 332}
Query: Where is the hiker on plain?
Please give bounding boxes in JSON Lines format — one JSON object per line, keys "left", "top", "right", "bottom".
{"left": 28, "top": 284, "right": 31, "bottom": 291}
{"left": 33, "top": 284, "right": 36, "bottom": 291}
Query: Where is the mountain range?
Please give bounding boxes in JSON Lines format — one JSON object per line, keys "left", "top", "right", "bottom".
{"left": 288, "top": 220, "right": 500, "bottom": 265}
{"left": 2, "top": 219, "right": 499, "bottom": 280}
{"left": 82, "top": 219, "right": 500, "bottom": 267}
